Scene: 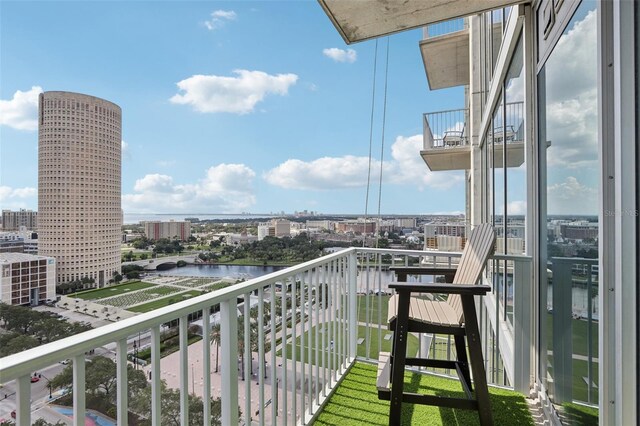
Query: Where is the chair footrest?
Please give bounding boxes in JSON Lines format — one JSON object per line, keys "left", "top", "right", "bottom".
{"left": 377, "top": 351, "right": 391, "bottom": 393}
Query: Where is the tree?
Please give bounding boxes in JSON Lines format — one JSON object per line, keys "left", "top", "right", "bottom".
{"left": 32, "top": 419, "right": 66, "bottom": 426}
{"left": 130, "top": 380, "right": 233, "bottom": 426}
{"left": 210, "top": 323, "right": 221, "bottom": 373}
{"left": 0, "top": 334, "right": 39, "bottom": 357}
{"left": 51, "top": 357, "right": 147, "bottom": 406}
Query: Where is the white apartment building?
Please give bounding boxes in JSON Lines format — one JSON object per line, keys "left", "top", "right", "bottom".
{"left": 0, "top": 253, "right": 56, "bottom": 306}
{"left": 38, "top": 91, "right": 122, "bottom": 287}
{"left": 306, "top": 220, "right": 332, "bottom": 231}
{"left": 143, "top": 220, "right": 191, "bottom": 241}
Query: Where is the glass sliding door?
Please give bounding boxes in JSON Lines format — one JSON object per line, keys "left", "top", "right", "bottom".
{"left": 538, "top": 0, "right": 599, "bottom": 422}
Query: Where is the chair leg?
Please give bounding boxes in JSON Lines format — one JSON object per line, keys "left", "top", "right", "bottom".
{"left": 454, "top": 334, "right": 472, "bottom": 392}
{"left": 389, "top": 291, "right": 411, "bottom": 426}
{"left": 461, "top": 295, "right": 493, "bottom": 426}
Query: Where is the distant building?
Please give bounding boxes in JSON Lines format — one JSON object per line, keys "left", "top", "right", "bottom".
{"left": 257, "top": 219, "right": 291, "bottom": 241}
{"left": 226, "top": 233, "right": 258, "bottom": 245}
{"left": 144, "top": 221, "right": 191, "bottom": 241}
{"left": 2, "top": 209, "right": 38, "bottom": 231}
{"left": 335, "top": 220, "right": 376, "bottom": 234}
{"left": 38, "top": 91, "right": 122, "bottom": 287}
{"left": 0, "top": 230, "right": 38, "bottom": 254}
{"left": 424, "top": 223, "right": 467, "bottom": 251}
{"left": 0, "top": 253, "right": 56, "bottom": 306}
{"left": 560, "top": 222, "right": 598, "bottom": 241}
{"left": 306, "top": 220, "right": 332, "bottom": 231}
{"left": 274, "top": 219, "right": 291, "bottom": 237}
{"left": 394, "top": 218, "right": 417, "bottom": 229}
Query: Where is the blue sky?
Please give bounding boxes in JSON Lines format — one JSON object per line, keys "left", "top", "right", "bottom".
{"left": 0, "top": 0, "right": 466, "bottom": 215}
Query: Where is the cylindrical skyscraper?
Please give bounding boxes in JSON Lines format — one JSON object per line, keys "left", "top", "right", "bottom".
{"left": 38, "top": 91, "right": 122, "bottom": 287}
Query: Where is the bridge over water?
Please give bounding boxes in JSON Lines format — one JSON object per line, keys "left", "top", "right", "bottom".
{"left": 123, "top": 254, "right": 199, "bottom": 270}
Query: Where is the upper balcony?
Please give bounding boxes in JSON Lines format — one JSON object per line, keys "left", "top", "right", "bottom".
{"left": 0, "top": 246, "right": 554, "bottom": 425}
{"left": 420, "top": 19, "right": 470, "bottom": 90}
{"left": 421, "top": 102, "right": 525, "bottom": 171}
{"left": 421, "top": 108, "right": 471, "bottom": 171}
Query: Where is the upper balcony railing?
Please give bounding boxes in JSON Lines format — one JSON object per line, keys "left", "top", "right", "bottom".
{"left": 423, "top": 108, "right": 469, "bottom": 150}
{"left": 1, "top": 246, "right": 539, "bottom": 425}
{"left": 423, "top": 18, "right": 466, "bottom": 38}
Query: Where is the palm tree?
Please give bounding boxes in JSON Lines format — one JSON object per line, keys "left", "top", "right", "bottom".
{"left": 210, "top": 323, "right": 221, "bottom": 373}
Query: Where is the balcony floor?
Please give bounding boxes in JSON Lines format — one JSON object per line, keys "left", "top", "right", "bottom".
{"left": 313, "top": 362, "right": 535, "bottom": 425}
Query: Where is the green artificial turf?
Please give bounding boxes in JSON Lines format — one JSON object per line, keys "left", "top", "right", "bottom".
{"left": 312, "top": 362, "right": 534, "bottom": 426}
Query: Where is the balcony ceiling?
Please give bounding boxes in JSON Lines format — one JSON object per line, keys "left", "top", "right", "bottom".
{"left": 420, "top": 30, "right": 469, "bottom": 90}
{"left": 420, "top": 142, "right": 524, "bottom": 171}
{"left": 318, "top": 0, "right": 522, "bottom": 44}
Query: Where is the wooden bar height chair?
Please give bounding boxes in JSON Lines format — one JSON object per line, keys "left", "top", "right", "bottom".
{"left": 377, "top": 223, "right": 496, "bottom": 426}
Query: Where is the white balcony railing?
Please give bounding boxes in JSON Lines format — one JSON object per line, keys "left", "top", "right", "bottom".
{"left": 423, "top": 108, "right": 469, "bottom": 150}
{"left": 1, "top": 247, "right": 533, "bottom": 425}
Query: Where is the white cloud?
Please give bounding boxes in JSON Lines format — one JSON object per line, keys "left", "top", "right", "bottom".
{"left": 544, "top": 9, "right": 598, "bottom": 170}
{"left": 547, "top": 176, "right": 597, "bottom": 215}
{"left": 322, "top": 48, "right": 357, "bottom": 63}
{"left": 0, "top": 86, "right": 43, "bottom": 131}
{"left": 204, "top": 10, "right": 237, "bottom": 30}
{"left": 123, "top": 164, "right": 256, "bottom": 213}
{"left": 388, "top": 134, "right": 464, "bottom": 189}
{"left": 498, "top": 200, "right": 527, "bottom": 215}
{"left": 264, "top": 134, "right": 463, "bottom": 191}
{"left": 170, "top": 70, "right": 298, "bottom": 114}
{"left": 0, "top": 186, "right": 37, "bottom": 209}
{"left": 264, "top": 156, "right": 385, "bottom": 190}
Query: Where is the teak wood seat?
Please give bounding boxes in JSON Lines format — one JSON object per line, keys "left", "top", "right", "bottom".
{"left": 377, "top": 223, "right": 496, "bottom": 426}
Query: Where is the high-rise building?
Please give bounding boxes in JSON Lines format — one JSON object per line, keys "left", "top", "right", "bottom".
{"left": 38, "top": 91, "right": 122, "bottom": 287}
{"left": 1, "top": 209, "right": 38, "bottom": 231}
{"left": 143, "top": 220, "right": 191, "bottom": 241}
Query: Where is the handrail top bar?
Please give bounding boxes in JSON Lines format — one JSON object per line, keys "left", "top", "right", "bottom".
{"left": 358, "top": 247, "right": 462, "bottom": 257}
{"left": 549, "top": 256, "right": 598, "bottom": 264}
{"left": 491, "top": 254, "right": 532, "bottom": 261}
{"left": 423, "top": 108, "right": 469, "bottom": 116}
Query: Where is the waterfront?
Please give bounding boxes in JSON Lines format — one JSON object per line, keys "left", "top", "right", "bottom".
{"left": 152, "top": 263, "right": 431, "bottom": 294}
{"left": 154, "top": 263, "right": 286, "bottom": 279}
{"left": 123, "top": 213, "right": 276, "bottom": 224}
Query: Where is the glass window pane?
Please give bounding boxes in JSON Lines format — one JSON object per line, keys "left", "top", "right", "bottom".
{"left": 538, "top": 0, "right": 599, "bottom": 418}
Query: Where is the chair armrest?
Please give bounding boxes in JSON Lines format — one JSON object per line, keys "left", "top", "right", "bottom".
{"left": 388, "top": 267, "right": 457, "bottom": 282}
{"left": 388, "top": 281, "right": 491, "bottom": 296}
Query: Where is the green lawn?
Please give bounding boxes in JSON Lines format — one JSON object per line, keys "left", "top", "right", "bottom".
{"left": 127, "top": 290, "right": 204, "bottom": 313}
{"left": 70, "top": 281, "right": 155, "bottom": 300}
{"left": 312, "top": 362, "right": 534, "bottom": 426}
{"left": 357, "top": 294, "right": 390, "bottom": 325}
{"left": 279, "top": 324, "right": 419, "bottom": 364}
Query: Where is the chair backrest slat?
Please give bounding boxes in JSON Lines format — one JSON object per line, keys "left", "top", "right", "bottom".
{"left": 448, "top": 223, "right": 496, "bottom": 323}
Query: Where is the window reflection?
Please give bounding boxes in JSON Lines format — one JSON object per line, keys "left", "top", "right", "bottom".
{"left": 538, "top": 0, "right": 599, "bottom": 419}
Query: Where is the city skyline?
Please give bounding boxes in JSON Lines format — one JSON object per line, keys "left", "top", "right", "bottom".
{"left": 0, "top": 1, "right": 467, "bottom": 215}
